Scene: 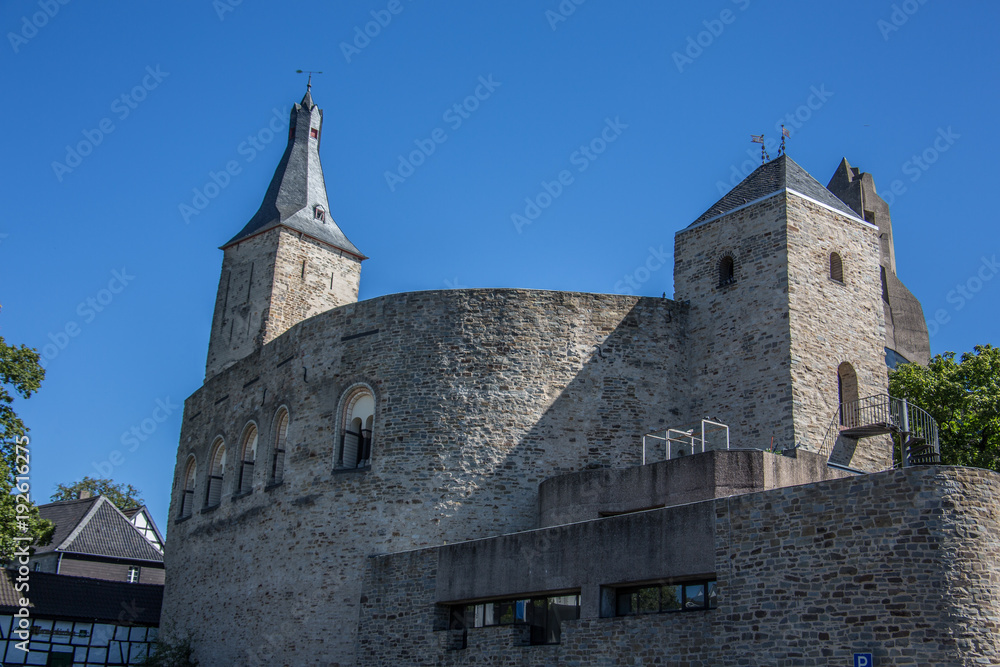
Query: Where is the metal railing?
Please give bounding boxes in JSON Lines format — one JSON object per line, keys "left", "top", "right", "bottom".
{"left": 820, "top": 393, "right": 940, "bottom": 468}
{"left": 643, "top": 420, "right": 730, "bottom": 464}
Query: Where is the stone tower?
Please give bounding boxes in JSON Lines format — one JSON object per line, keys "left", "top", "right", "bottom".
{"left": 674, "top": 155, "right": 889, "bottom": 469}
{"left": 827, "top": 158, "right": 930, "bottom": 366}
{"left": 205, "top": 86, "right": 366, "bottom": 380}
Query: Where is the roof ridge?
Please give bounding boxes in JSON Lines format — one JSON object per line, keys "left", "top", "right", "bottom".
{"left": 55, "top": 495, "right": 106, "bottom": 551}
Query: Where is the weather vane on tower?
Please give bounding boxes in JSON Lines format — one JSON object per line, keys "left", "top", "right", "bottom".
{"left": 296, "top": 69, "right": 323, "bottom": 91}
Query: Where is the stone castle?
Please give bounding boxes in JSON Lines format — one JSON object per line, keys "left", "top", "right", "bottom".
{"left": 162, "top": 88, "right": 1000, "bottom": 665}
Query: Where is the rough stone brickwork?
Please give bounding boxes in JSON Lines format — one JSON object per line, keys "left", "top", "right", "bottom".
{"left": 674, "top": 195, "right": 796, "bottom": 450}
{"left": 205, "top": 228, "right": 279, "bottom": 380}
{"left": 205, "top": 227, "right": 361, "bottom": 381}
{"left": 356, "top": 466, "right": 1000, "bottom": 666}
{"left": 164, "top": 290, "right": 689, "bottom": 666}
{"left": 268, "top": 228, "right": 361, "bottom": 344}
{"left": 785, "top": 195, "right": 890, "bottom": 470}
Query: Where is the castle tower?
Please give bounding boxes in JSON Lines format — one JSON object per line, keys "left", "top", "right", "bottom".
{"left": 827, "top": 158, "right": 930, "bottom": 365}
{"left": 205, "top": 86, "right": 366, "bottom": 379}
{"left": 674, "top": 155, "right": 890, "bottom": 470}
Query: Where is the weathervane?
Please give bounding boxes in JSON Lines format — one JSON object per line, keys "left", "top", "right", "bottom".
{"left": 296, "top": 69, "right": 323, "bottom": 91}
{"left": 779, "top": 125, "right": 790, "bottom": 156}
{"left": 751, "top": 134, "right": 769, "bottom": 165}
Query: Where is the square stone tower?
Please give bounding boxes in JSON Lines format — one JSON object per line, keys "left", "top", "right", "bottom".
{"left": 674, "top": 155, "right": 889, "bottom": 470}
{"left": 205, "top": 87, "right": 366, "bottom": 380}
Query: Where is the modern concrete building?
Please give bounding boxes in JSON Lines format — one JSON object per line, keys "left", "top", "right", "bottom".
{"left": 161, "top": 88, "right": 999, "bottom": 666}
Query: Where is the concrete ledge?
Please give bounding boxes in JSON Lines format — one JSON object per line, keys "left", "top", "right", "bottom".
{"left": 537, "top": 449, "right": 848, "bottom": 528}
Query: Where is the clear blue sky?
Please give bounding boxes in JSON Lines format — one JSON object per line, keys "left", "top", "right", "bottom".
{"left": 2, "top": 1, "right": 998, "bottom": 532}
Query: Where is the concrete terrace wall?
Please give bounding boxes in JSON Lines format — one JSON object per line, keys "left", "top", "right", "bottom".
{"left": 536, "top": 449, "right": 848, "bottom": 528}
{"left": 356, "top": 466, "right": 1000, "bottom": 666}
{"left": 163, "top": 289, "right": 690, "bottom": 667}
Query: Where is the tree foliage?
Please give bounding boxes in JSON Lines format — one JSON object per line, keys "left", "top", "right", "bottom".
{"left": 0, "top": 320, "right": 53, "bottom": 561}
{"left": 51, "top": 477, "right": 145, "bottom": 511}
{"left": 889, "top": 345, "right": 1000, "bottom": 471}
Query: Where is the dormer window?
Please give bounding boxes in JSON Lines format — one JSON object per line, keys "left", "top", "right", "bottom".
{"left": 310, "top": 128, "right": 319, "bottom": 139}
{"left": 314, "top": 206, "right": 325, "bottom": 222}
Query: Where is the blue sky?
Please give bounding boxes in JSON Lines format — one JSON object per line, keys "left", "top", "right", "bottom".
{"left": 2, "top": 1, "right": 998, "bottom": 532}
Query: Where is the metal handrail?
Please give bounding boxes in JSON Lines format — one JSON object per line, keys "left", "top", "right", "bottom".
{"left": 819, "top": 393, "right": 940, "bottom": 468}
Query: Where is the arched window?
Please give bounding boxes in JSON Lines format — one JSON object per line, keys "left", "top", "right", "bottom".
{"left": 718, "top": 255, "right": 735, "bottom": 287}
{"left": 337, "top": 387, "right": 375, "bottom": 469}
{"left": 179, "top": 457, "right": 196, "bottom": 519}
{"left": 271, "top": 408, "right": 289, "bottom": 485}
{"left": 205, "top": 438, "right": 226, "bottom": 508}
{"left": 837, "top": 362, "right": 859, "bottom": 427}
{"left": 830, "top": 252, "right": 844, "bottom": 283}
{"left": 238, "top": 424, "right": 258, "bottom": 495}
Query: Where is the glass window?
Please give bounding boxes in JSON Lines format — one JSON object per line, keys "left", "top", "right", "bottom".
{"left": 451, "top": 593, "right": 580, "bottom": 645}
{"left": 615, "top": 578, "right": 716, "bottom": 616}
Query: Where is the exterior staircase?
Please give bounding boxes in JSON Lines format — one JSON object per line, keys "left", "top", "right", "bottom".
{"left": 820, "top": 394, "right": 941, "bottom": 469}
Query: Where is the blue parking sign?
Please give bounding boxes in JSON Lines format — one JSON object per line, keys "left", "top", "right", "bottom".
{"left": 854, "top": 654, "right": 873, "bottom": 667}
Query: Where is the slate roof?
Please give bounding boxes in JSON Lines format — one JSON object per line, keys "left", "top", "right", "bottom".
{"left": 0, "top": 570, "right": 162, "bottom": 625}
{"left": 223, "top": 88, "right": 365, "bottom": 258}
{"left": 689, "top": 154, "right": 859, "bottom": 227}
{"left": 36, "top": 496, "right": 163, "bottom": 563}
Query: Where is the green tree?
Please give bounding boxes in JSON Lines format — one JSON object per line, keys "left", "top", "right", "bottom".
{"left": 0, "top": 319, "right": 54, "bottom": 561}
{"left": 51, "top": 477, "right": 144, "bottom": 511}
{"left": 889, "top": 345, "right": 1000, "bottom": 470}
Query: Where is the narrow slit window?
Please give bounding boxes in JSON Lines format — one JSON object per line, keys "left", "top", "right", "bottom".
{"left": 830, "top": 252, "right": 844, "bottom": 283}
{"left": 718, "top": 256, "right": 735, "bottom": 287}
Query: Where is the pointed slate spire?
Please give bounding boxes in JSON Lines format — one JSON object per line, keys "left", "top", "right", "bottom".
{"left": 688, "top": 154, "right": 859, "bottom": 228}
{"left": 223, "top": 88, "right": 364, "bottom": 258}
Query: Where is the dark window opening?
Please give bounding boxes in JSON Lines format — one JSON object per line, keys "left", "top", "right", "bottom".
{"left": 880, "top": 266, "right": 890, "bottom": 304}
{"left": 615, "top": 579, "right": 716, "bottom": 616}
{"left": 718, "top": 256, "right": 735, "bottom": 287}
{"left": 314, "top": 206, "right": 325, "bottom": 222}
{"left": 450, "top": 593, "right": 580, "bottom": 646}
{"left": 310, "top": 127, "right": 319, "bottom": 138}
{"left": 830, "top": 252, "right": 844, "bottom": 283}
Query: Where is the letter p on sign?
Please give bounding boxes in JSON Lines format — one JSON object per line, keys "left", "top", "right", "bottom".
{"left": 855, "top": 654, "right": 873, "bottom": 667}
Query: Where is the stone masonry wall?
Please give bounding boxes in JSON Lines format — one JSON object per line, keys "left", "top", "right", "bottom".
{"left": 205, "top": 227, "right": 362, "bottom": 381}
{"left": 267, "top": 228, "right": 361, "bottom": 346}
{"left": 163, "top": 289, "right": 690, "bottom": 667}
{"left": 205, "top": 228, "right": 279, "bottom": 380}
{"left": 356, "top": 466, "right": 1000, "bottom": 666}
{"left": 785, "top": 195, "right": 890, "bottom": 471}
{"left": 674, "top": 195, "right": 794, "bottom": 450}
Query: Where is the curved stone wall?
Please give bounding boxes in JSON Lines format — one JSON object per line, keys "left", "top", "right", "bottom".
{"left": 162, "top": 288, "right": 689, "bottom": 666}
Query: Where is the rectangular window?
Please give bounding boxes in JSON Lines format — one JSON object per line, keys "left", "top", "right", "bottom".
{"left": 450, "top": 593, "right": 580, "bottom": 645}
{"left": 127, "top": 566, "right": 140, "bottom": 583}
{"left": 614, "top": 578, "right": 716, "bottom": 616}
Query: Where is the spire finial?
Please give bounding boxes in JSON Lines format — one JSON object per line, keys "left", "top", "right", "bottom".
{"left": 296, "top": 69, "right": 323, "bottom": 92}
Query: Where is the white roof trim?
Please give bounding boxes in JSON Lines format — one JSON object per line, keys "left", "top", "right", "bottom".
{"left": 786, "top": 188, "right": 876, "bottom": 229}
{"left": 680, "top": 187, "right": 876, "bottom": 233}
{"left": 678, "top": 190, "right": 784, "bottom": 233}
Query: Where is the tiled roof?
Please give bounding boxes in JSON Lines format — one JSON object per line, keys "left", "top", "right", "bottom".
{"left": 0, "top": 570, "right": 162, "bottom": 625}
{"left": 35, "top": 497, "right": 99, "bottom": 555}
{"left": 37, "top": 497, "right": 163, "bottom": 563}
{"left": 688, "top": 154, "right": 859, "bottom": 227}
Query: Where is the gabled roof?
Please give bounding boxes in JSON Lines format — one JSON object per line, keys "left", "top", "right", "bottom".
{"left": 36, "top": 496, "right": 163, "bottom": 563}
{"left": 688, "top": 154, "right": 859, "bottom": 228}
{"left": 223, "top": 88, "right": 365, "bottom": 259}
{"left": 0, "top": 570, "right": 162, "bottom": 625}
